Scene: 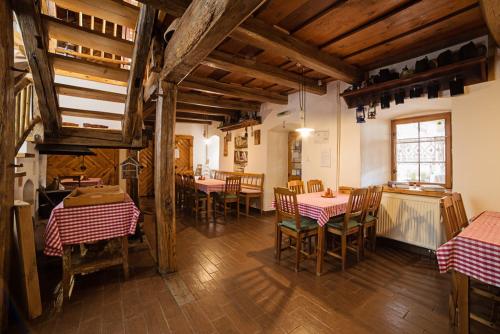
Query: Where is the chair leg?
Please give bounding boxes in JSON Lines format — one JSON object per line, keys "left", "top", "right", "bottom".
{"left": 277, "top": 229, "right": 282, "bottom": 264}
{"left": 356, "top": 231, "right": 361, "bottom": 263}
{"left": 237, "top": 199, "right": 240, "bottom": 219}
{"left": 245, "top": 196, "right": 250, "bottom": 216}
{"left": 341, "top": 234, "right": 347, "bottom": 271}
{"left": 260, "top": 195, "right": 263, "bottom": 215}
{"left": 194, "top": 199, "right": 199, "bottom": 223}
{"left": 371, "top": 224, "right": 377, "bottom": 252}
{"left": 295, "top": 235, "right": 301, "bottom": 272}
{"left": 223, "top": 201, "right": 227, "bottom": 218}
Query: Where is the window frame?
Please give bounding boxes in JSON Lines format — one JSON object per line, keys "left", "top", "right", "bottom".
{"left": 391, "top": 112, "right": 452, "bottom": 189}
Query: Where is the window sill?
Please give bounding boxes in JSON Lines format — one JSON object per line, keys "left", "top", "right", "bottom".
{"left": 383, "top": 186, "right": 452, "bottom": 198}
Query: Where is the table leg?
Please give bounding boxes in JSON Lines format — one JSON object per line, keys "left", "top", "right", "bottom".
{"left": 456, "top": 272, "right": 469, "bottom": 334}
{"left": 122, "top": 236, "right": 129, "bottom": 280}
{"left": 316, "top": 226, "right": 325, "bottom": 276}
{"left": 62, "top": 246, "right": 73, "bottom": 301}
{"left": 206, "top": 193, "right": 213, "bottom": 220}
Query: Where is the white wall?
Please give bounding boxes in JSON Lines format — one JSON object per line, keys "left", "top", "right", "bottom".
{"left": 360, "top": 47, "right": 500, "bottom": 217}
{"left": 213, "top": 80, "right": 361, "bottom": 211}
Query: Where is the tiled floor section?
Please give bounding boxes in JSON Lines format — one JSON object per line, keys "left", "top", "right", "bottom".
{"left": 15, "top": 210, "right": 496, "bottom": 333}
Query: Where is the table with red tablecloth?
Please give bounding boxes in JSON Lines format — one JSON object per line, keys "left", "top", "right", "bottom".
{"left": 195, "top": 178, "right": 225, "bottom": 194}
{"left": 436, "top": 210, "right": 500, "bottom": 334}
{"left": 273, "top": 191, "right": 350, "bottom": 275}
{"left": 436, "top": 211, "right": 500, "bottom": 287}
{"left": 45, "top": 200, "right": 140, "bottom": 257}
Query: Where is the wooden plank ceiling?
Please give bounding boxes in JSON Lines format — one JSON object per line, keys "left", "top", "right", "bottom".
{"left": 38, "top": 0, "right": 486, "bottom": 128}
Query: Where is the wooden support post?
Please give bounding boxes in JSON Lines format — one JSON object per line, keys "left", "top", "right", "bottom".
{"left": 13, "top": 201, "right": 42, "bottom": 319}
{"left": 0, "top": 0, "right": 15, "bottom": 329}
{"left": 126, "top": 150, "right": 140, "bottom": 207}
{"left": 154, "top": 81, "right": 177, "bottom": 274}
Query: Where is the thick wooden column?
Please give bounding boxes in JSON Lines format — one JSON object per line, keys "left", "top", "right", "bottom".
{"left": 0, "top": 0, "right": 15, "bottom": 329}
{"left": 154, "top": 81, "right": 177, "bottom": 273}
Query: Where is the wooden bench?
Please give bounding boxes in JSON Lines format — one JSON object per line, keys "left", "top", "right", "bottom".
{"left": 211, "top": 170, "right": 264, "bottom": 215}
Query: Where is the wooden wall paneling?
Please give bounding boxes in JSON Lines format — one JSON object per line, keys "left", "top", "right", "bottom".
{"left": 139, "top": 140, "right": 155, "bottom": 197}
{"left": 0, "top": 0, "right": 15, "bottom": 329}
{"left": 46, "top": 149, "right": 119, "bottom": 185}
{"left": 13, "top": 201, "right": 42, "bottom": 319}
{"left": 155, "top": 81, "right": 177, "bottom": 274}
{"left": 175, "top": 135, "right": 193, "bottom": 173}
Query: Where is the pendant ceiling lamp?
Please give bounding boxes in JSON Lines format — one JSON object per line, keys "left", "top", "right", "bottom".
{"left": 295, "top": 64, "right": 314, "bottom": 137}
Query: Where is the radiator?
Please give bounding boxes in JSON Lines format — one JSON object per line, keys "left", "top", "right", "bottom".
{"left": 377, "top": 192, "right": 444, "bottom": 251}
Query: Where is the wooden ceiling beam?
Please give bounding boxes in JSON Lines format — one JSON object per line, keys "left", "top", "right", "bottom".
{"left": 231, "top": 18, "right": 363, "bottom": 83}
{"left": 55, "top": 83, "right": 126, "bottom": 103}
{"left": 176, "top": 103, "right": 236, "bottom": 116}
{"left": 175, "top": 119, "right": 211, "bottom": 125}
{"left": 42, "top": 15, "right": 134, "bottom": 58}
{"left": 123, "top": 5, "right": 156, "bottom": 143}
{"left": 13, "top": 0, "right": 61, "bottom": 133}
{"left": 480, "top": 0, "right": 500, "bottom": 46}
{"left": 180, "top": 76, "right": 288, "bottom": 104}
{"left": 136, "top": 0, "right": 190, "bottom": 17}
{"left": 202, "top": 50, "right": 326, "bottom": 95}
{"left": 176, "top": 112, "right": 224, "bottom": 122}
{"left": 50, "top": 53, "right": 129, "bottom": 86}
{"left": 160, "top": 0, "right": 266, "bottom": 84}
{"left": 51, "top": 0, "right": 139, "bottom": 28}
{"left": 43, "top": 127, "right": 147, "bottom": 148}
{"left": 60, "top": 107, "right": 123, "bottom": 121}
{"left": 177, "top": 92, "right": 260, "bottom": 112}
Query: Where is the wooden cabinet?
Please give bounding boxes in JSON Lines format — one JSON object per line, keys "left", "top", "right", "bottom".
{"left": 288, "top": 132, "right": 302, "bottom": 181}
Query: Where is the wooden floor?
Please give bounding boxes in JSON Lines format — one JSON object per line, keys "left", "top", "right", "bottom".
{"left": 16, "top": 206, "right": 497, "bottom": 334}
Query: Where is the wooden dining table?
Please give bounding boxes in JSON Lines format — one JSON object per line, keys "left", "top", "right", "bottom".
{"left": 195, "top": 178, "right": 226, "bottom": 215}
{"left": 436, "top": 211, "right": 500, "bottom": 333}
{"left": 289, "top": 191, "right": 350, "bottom": 275}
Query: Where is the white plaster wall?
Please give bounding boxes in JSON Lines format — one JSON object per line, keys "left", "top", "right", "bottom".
{"left": 360, "top": 48, "right": 500, "bottom": 217}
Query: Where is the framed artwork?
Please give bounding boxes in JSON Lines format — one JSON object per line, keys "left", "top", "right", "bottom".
{"left": 223, "top": 136, "right": 228, "bottom": 157}
{"left": 235, "top": 135, "right": 248, "bottom": 149}
{"left": 254, "top": 130, "right": 261, "bottom": 145}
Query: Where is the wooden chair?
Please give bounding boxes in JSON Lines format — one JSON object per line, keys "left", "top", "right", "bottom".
{"left": 184, "top": 175, "right": 208, "bottom": 222}
{"left": 452, "top": 192, "right": 469, "bottom": 230}
{"left": 360, "top": 185, "right": 383, "bottom": 252}
{"left": 338, "top": 186, "right": 355, "bottom": 194}
{"left": 213, "top": 176, "right": 241, "bottom": 219}
{"left": 307, "top": 179, "right": 324, "bottom": 193}
{"left": 274, "top": 187, "right": 318, "bottom": 272}
{"left": 325, "top": 188, "right": 368, "bottom": 271}
{"left": 287, "top": 180, "right": 305, "bottom": 194}
{"left": 238, "top": 172, "right": 264, "bottom": 216}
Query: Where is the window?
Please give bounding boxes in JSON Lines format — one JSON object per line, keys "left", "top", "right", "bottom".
{"left": 391, "top": 113, "right": 452, "bottom": 188}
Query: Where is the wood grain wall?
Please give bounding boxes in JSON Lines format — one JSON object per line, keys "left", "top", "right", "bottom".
{"left": 46, "top": 148, "right": 119, "bottom": 185}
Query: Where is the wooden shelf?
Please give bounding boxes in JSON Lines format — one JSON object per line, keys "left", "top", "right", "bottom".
{"left": 341, "top": 56, "right": 488, "bottom": 108}
{"left": 218, "top": 118, "right": 261, "bottom": 132}
{"left": 16, "top": 153, "right": 35, "bottom": 158}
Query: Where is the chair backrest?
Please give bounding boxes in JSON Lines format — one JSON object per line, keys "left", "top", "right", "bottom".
{"left": 194, "top": 164, "right": 202, "bottom": 176}
{"left": 307, "top": 179, "right": 324, "bottom": 193}
{"left": 338, "top": 186, "right": 355, "bottom": 194}
{"left": 441, "top": 195, "right": 461, "bottom": 241}
{"left": 342, "top": 188, "right": 369, "bottom": 229}
{"left": 184, "top": 174, "right": 195, "bottom": 190}
{"left": 224, "top": 176, "right": 241, "bottom": 195}
{"left": 452, "top": 192, "right": 468, "bottom": 229}
{"left": 274, "top": 187, "right": 301, "bottom": 230}
{"left": 288, "top": 180, "right": 305, "bottom": 194}
{"left": 366, "top": 185, "right": 384, "bottom": 217}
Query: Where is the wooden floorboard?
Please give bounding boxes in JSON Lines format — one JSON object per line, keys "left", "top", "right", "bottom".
{"left": 11, "top": 201, "right": 498, "bottom": 334}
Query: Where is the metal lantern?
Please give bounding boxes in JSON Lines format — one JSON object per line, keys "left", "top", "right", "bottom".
{"left": 367, "top": 102, "right": 377, "bottom": 119}
{"left": 356, "top": 105, "right": 366, "bottom": 124}
{"left": 380, "top": 92, "right": 391, "bottom": 109}
{"left": 120, "top": 156, "right": 141, "bottom": 179}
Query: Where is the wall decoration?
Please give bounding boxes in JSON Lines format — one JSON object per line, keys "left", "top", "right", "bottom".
{"left": 320, "top": 149, "right": 331, "bottom": 168}
{"left": 254, "top": 130, "right": 261, "bottom": 145}
{"left": 223, "top": 136, "right": 228, "bottom": 157}
{"left": 235, "top": 135, "right": 248, "bottom": 149}
{"left": 313, "top": 131, "right": 329, "bottom": 144}
{"left": 234, "top": 150, "right": 248, "bottom": 164}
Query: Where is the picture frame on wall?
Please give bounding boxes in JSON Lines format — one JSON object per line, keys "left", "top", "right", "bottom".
{"left": 235, "top": 135, "right": 248, "bottom": 149}
{"left": 254, "top": 130, "right": 261, "bottom": 145}
{"left": 223, "top": 136, "right": 228, "bottom": 157}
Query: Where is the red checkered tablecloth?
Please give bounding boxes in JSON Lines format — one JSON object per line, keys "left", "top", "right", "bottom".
{"left": 273, "top": 192, "right": 350, "bottom": 226}
{"left": 196, "top": 179, "right": 225, "bottom": 194}
{"left": 44, "top": 200, "right": 140, "bottom": 257}
{"left": 436, "top": 211, "right": 500, "bottom": 287}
